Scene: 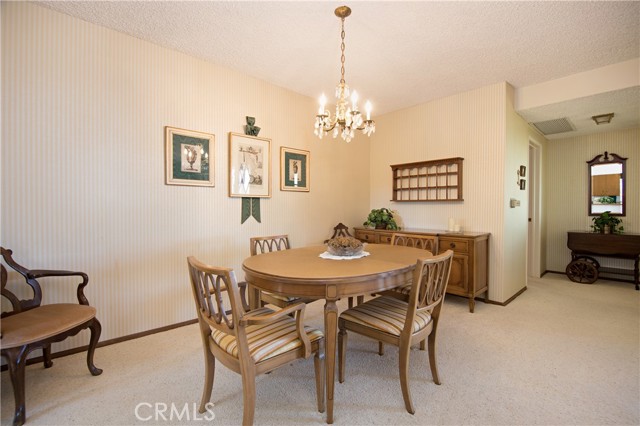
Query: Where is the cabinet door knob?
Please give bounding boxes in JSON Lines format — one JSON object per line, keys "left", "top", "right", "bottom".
{"left": 449, "top": 243, "right": 456, "bottom": 248}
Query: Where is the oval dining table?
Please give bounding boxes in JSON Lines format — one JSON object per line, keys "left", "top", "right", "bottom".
{"left": 242, "top": 243, "right": 431, "bottom": 424}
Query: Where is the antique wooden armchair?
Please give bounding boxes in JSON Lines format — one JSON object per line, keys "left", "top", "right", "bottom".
{"left": 187, "top": 256, "right": 324, "bottom": 425}
{"left": 0, "top": 247, "right": 102, "bottom": 426}
{"left": 338, "top": 250, "right": 453, "bottom": 414}
{"left": 248, "top": 235, "right": 317, "bottom": 309}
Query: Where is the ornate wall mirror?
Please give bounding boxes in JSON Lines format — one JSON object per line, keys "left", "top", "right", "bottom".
{"left": 587, "top": 152, "right": 627, "bottom": 216}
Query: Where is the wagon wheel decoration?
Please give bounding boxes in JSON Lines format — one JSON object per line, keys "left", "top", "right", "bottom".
{"left": 573, "top": 255, "right": 600, "bottom": 270}
{"left": 566, "top": 259, "right": 598, "bottom": 284}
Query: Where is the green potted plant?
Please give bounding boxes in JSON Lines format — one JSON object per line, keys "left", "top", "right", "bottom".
{"left": 363, "top": 207, "right": 399, "bottom": 230}
{"left": 591, "top": 211, "right": 624, "bottom": 234}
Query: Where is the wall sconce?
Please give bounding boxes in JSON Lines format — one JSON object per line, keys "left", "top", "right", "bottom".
{"left": 517, "top": 165, "right": 526, "bottom": 190}
{"left": 591, "top": 113, "right": 614, "bottom": 125}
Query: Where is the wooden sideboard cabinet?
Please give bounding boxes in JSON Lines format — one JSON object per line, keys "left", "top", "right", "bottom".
{"left": 354, "top": 227, "right": 490, "bottom": 312}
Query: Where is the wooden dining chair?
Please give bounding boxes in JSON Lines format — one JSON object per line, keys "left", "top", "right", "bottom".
{"left": 379, "top": 233, "right": 439, "bottom": 301}
{"left": 249, "top": 235, "right": 317, "bottom": 309}
{"left": 1, "top": 247, "right": 102, "bottom": 426}
{"left": 337, "top": 250, "right": 453, "bottom": 415}
{"left": 187, "top": 256, "right": 325, "bottom": 425}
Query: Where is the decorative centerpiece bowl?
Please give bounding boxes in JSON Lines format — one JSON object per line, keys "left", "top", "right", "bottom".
{"left": 326, "top": 236, "right": 364, "bottom": 256}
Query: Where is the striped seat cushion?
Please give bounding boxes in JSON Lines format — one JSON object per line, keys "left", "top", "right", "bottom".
{"left": 387, "top": 284, "right": 412, "bottom": 297}
{"left": 211, "top": 307, "right": 323, "bottom": 363}
{"left": 340, "top": 296, "right": 431, "bottom": 336}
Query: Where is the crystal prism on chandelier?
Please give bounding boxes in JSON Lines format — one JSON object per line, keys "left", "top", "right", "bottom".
{"left": 314, "top": 5, "right": 376, "bottom": 143}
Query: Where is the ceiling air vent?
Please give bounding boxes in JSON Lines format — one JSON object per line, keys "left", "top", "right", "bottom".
{"left": 531, "top": 118, "right": 575, "bottom": 135}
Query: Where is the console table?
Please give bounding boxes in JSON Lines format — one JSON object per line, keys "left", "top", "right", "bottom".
{"left": 354, "top": 227, "right": 490, "bottom": 312}
{"left": 566, "top": 231, "right": 640, "bottom": 290}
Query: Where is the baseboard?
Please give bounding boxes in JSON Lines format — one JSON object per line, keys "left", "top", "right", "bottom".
{"left": 1, "top": 318, "right": 197, "bottom": 372}
{"left": 483, "top": 285, "right": 527, "bottom": 307}
{"left": 544, "top": 269, "right": 637, "bottom": 286}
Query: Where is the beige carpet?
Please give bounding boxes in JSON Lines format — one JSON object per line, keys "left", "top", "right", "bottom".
{"left": 2, "top": 274, "right": 639, "bottom": 425}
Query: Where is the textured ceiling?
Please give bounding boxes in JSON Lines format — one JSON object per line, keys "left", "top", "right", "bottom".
{"left": 37, "top": 1, "right": 640, "bottom": 139}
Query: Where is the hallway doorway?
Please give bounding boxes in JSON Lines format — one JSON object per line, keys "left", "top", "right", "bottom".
{"left": 528, "top": 141, "right": 542, "bottom": 278}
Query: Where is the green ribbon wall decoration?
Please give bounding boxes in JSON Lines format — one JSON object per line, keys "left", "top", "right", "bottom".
{"left": 241, "top": 197, "right": 261, "bottom": 224}
{"left": 241, "top": 116, "right": 261, "bottom": 224}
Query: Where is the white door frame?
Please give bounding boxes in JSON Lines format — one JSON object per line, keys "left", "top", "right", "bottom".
{"left": 528, "top": 140, "right": 542, "bottom": 278}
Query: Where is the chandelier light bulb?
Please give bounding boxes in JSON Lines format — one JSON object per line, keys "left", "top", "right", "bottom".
{"left": 365, "top": 101, "right": 372, "bottom": 120}
{"left": 351, "top": 90, "right": 359, "bottom": 110}
{"left": 319, "top": 94, "right": 327, "bottom": 115}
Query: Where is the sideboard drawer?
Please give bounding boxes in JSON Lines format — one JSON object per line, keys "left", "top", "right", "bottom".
{"left": 439, "top": 237, "right": 469, "bottom": 254}
{"left": 379, "top": 234, "right": 393, "bottom": 244}
{"left": 355, "top": 229, "right": 379, "bottom": 243}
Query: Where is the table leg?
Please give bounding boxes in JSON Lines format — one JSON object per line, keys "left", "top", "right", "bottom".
{"left": 324, "top": 298, "right": 338, "bottom": 424}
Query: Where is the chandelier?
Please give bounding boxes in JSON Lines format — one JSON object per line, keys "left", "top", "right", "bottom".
{"left": 314, "top": 6, "right": 376, "bottom": 143}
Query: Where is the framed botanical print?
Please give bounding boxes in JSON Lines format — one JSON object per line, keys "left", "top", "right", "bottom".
{"left": 165, "top": 126, "right": 214, "bottom": 187}
{"left": 280, "top": 147, "right": 310, "bottom": 192}
{"left": 228, "top": 132, "right": 271, "bottom": 198}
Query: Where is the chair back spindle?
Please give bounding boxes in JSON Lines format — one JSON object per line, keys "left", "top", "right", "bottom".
{"left": 1, "top": 248, "right": 43, "bottom": 313}
{"left": 404, "top": 250, "right": 453, "bottom": 334}
{"left": 391, "top": 233, "right": 438, "bottom": 255}
{"left": 187, "top": 258, "right": 244, "bottom": 335}
{"left": 250, "top": 235, "right": 290, "bottom": 256}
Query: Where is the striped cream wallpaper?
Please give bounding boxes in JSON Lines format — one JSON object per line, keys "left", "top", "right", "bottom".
{"left": 545, "top": 128, "right": 639, "bottom": 272}
{"left": 370, "top": 82, "right": 538, "bottom": 303}
{"left": 1, "top": 2, "right": 370, "bottom": 352}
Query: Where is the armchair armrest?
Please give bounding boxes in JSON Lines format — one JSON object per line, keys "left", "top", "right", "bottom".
{"left": 241, "top": 302, "right": 305, "bottom": 325}
{"left": 27, "top": 269, "right": 87, "bottom": 280}
{"left": 28, "top": 269, "right": 91, "bottom": 306}
{"left": 240, "top": 302, "right": 312, "bottom": 358}
{"left": 1, "top": 248, "right": 94, "bottom": 309}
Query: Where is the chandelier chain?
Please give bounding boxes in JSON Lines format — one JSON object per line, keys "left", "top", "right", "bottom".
{"left": 340, "top": 18, "right": 346, "bottom": 84}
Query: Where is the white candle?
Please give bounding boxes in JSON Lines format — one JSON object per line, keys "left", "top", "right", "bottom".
{"left": 448, "top": 218, "right": 455, "bottom": 231}
{"left": 294, "top": 173, "right": 298, "bottom": 186}
{"left": 454, "top": 224, "right": 461, "bottom": 232}
{"left": 365, "top": 101, "right": 372, "bottom": 120}
{"left": 319, "top": 94, "right": 326, "bottom": 115}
